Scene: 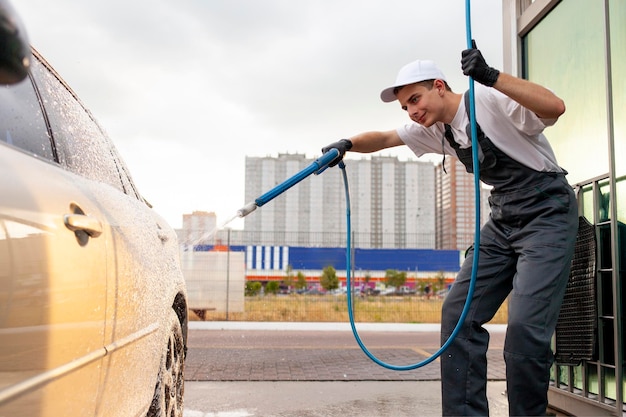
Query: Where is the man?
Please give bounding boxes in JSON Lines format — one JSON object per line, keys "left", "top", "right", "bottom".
{"left": 322, "top": 46, "right": 578, "bottom": 416}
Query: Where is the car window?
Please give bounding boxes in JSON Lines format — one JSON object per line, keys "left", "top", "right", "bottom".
{"left": 111, "top": 148, "right": 142, "bottom": 201}
{"left": 30, "top": 56, "right": 126, "bottom": 194}
{"left": 0, "top": 75, "right": 53, "bottom": 160}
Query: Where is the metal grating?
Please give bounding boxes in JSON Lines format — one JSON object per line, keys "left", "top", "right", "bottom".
{"left": 555, "top": 216, "right": 597, "bottom": 366}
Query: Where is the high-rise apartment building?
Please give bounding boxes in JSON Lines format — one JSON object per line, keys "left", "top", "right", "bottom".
{"left": 243, "top": 153, "right": 436, "bottom": 248}
{"left": 435, "top": 157, "right": 491, "bottom": 251}
{"left": 184, "top": 154, "right": 488, "bottom": 251}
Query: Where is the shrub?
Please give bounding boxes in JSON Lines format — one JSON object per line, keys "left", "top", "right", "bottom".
{"left": 296, "top": 272, "right": 307, "bottom": 290}
{"left": 385, "top": 269, "right": 407, "bottom": 290}
{"left": 245, "top": 281, "right": 262, "bottom": 296}
{"left": 320, "top": 265, "right": 339, "bottom": 291}
{"left": 265, "top": 281, "right": 280, "bottom": 295}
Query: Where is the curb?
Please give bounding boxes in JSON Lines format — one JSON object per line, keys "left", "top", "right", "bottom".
{"left": 189, "top": 321, "right": 507, "bottom": 333}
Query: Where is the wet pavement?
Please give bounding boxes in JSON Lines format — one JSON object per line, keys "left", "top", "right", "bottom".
{"left": 183, "top": 322, "right": 509, "bottom": 416}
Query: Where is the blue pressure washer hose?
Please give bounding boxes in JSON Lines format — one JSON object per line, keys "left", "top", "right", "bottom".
{"left": 339, "top": 0, "right": 481, "bottom": 371}
{"left": 237, "top": 0, "right": 481, "bottom": 371}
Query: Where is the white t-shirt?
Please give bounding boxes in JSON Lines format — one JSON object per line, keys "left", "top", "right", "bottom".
{"left": 396, "top": 84, "right": 564, "bottom": 173}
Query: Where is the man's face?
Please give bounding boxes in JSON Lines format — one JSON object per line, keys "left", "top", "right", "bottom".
{"left": 396, "top": 81, "right": 444, "bottom": 127}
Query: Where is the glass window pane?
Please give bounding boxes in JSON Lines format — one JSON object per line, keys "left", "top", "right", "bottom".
{"left": 524, "top": 0, "right": 607, "bottom": 185}
{"left": 572, "top": 363, "right": 584, "bottom": 391}
{"left": 610, "top": 0, "right": 626, "bottom": 182}
{"left": 587, "top": 363, "right": 599, "bottom": 396}
{"left": 31, "top": 58, "right": 124, "bottom": 194}
{"left": 617, "top": 178, "right": 626, "bottom": 225}
{"left": 0, "top": 74, "right": 52, "bottom": 160}
{"left": 608, "top": 2, "right": 626, "bottom": 406}
{"left": 604, "top": 366, "right": 617, "bottom": 400}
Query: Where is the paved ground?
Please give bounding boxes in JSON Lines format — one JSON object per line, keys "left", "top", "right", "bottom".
{"left": 183, "top": 380, "right": 509, "bottom": 417}
{"left": 183, "top": 322, "right": 509, "bottom": 416}
{"left": 185, "top": 322, "right": 506, "bottom": 382}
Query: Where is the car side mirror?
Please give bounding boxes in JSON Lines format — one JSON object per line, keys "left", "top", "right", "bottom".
{"left": 0, "top": 0, "right": 31, "bottom": 85}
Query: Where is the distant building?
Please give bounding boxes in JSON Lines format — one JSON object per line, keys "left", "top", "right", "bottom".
{"left": 243, "top": 153, "right": 436, "bottom": 248}
{"left": 435, "top": 157, "right": 491, "bottom": 251}
{"left": 184, "top": 154, "right": 489, "bottom": 252}
{"left": 182, "top": 211, "right": 217, "bottom": 245}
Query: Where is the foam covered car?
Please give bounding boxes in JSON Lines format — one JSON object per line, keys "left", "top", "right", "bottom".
{"left": 0, "top": 28, "right": 188, "bottom": 417}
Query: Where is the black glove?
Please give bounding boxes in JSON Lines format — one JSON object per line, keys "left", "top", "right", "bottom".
{"left": 321, "top": 139, "right": 352, "bottom": 167}
{"left": 461, "top": 40, "right": 500, "bottom": 87}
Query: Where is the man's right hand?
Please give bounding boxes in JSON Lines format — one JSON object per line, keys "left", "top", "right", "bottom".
{"left": 321, "top": 139, "right": 352, "bottom": 167}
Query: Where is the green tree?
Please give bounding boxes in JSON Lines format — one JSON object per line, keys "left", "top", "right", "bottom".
{"left": 245, "top": 281, "right": 262, "bottom": 296}
{"left": 385, "top": 269, "right": 407, "bottom": 291}
{"left": 265, "top": 281, "right": 280, "bottom": 295}
{"left": 320, "top": 265, "right": 339, "bottom": 291}
{"left": 296, "top": 271, "right": 307, "bottom": 290}
{"left": 284, "top": 264, "right": 295, "bottom": 289}
{"left": 435, "top": 270, "right": 446, "bottom": 293}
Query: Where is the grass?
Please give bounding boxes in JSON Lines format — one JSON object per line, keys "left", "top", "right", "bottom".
{"left": 190, "top": 294, "right": 508, "bottom": 324}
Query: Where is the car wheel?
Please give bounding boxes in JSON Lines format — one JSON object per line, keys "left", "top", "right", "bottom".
{"left": 147, "top": 310, "right": 185, "bottom": 417}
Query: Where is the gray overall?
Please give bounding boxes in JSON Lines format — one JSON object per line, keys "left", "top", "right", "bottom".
{"left": 440, "top": 94, "right": 578, "bottom": 416}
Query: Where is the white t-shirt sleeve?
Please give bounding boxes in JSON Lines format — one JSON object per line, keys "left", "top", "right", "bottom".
{"left": 477, "top": 86, "right": 563, "bottom": 172}
{"left": 487, "top": 88, "right": 555, "bottom": 135}
{"left": 396, "top": 123, "right": 456, "bottom": 158}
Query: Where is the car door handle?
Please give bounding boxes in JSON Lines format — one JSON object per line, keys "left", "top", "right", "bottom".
{"left": 64, "top": 214, "right": 103, "bottom": 237}
{"left": 156, "top": 224, "right": 169, "bottom": 243}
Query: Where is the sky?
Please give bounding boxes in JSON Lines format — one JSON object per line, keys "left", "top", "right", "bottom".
{"left": 14, "top": 0, "right": 503, "bottom": 230}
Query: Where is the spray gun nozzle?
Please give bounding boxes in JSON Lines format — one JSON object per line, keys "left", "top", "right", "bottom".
{"left": 237, "top": 202, "right": 258, "bottom": 218}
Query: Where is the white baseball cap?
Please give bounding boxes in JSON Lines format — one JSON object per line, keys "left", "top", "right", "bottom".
{"left": 380, "top": 59, "right": 446, "bottom": 103}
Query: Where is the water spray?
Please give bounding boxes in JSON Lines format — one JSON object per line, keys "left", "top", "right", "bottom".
{"left": 235, "top": 0, "right": 481, "bottom": 371}
{"left": 186, "top": 151, "right": 339, "bottom": 248}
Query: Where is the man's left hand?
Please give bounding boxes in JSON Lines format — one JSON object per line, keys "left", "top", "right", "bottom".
{"left": 461, "top": 41, "right": 500, "bottom": 87}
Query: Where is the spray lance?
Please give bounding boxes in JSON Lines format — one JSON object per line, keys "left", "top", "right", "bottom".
{"left": 236, "top": 0, "right": 481, "bottom": 371}
{"left": 237, "top": 149, "right": 340, "bottom": 218}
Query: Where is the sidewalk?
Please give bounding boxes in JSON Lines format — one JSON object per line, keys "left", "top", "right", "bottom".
{"left": 189, "top": 320, "right": 507, "bottom": 333}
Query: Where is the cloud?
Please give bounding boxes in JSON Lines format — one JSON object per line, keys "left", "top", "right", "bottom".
{"left": 14, "top": 0, "right": 502, "bottom": 229}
